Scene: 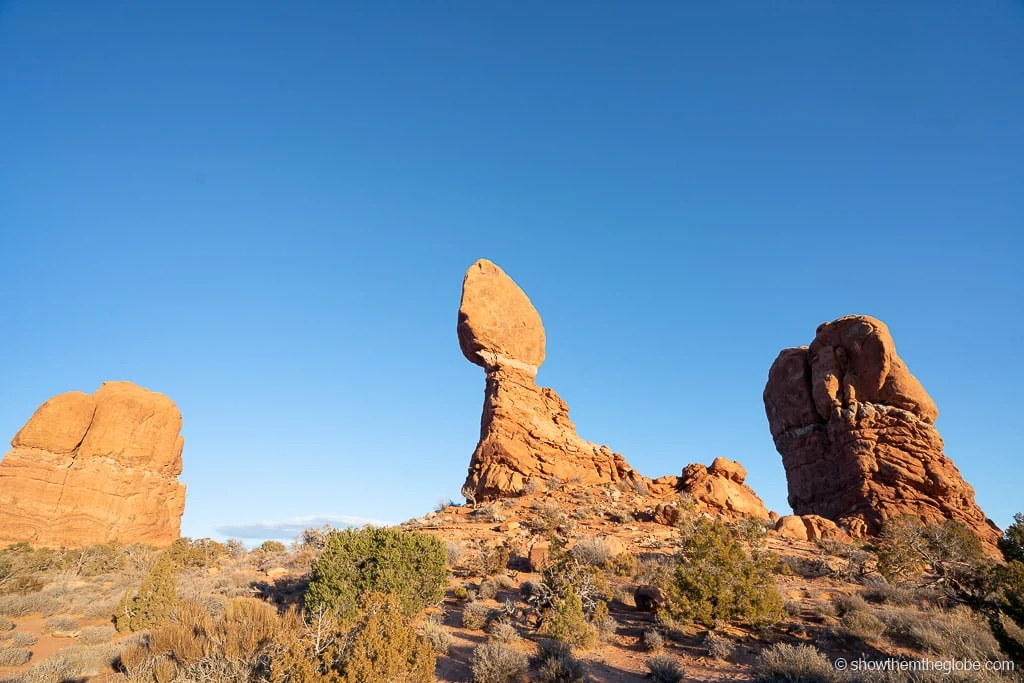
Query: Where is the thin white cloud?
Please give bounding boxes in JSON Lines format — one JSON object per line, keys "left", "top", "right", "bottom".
{"left": 215, "top": 514, "right": 393, "bottom": 541}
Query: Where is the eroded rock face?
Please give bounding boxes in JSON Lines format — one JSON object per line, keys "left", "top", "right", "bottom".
{"left": 459, "top": 259, "right": 631, "bottom": 500}
{"left": 649, "top": 458, "right": 770, "bottom": 524}
{"left": 764, "top": 315, "right": 1000, "bottom": 551}
{"left": 0, "top": 381, "right": 186, "bottom": 547}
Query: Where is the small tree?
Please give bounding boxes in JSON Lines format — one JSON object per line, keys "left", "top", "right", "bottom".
{"left": 341, "top": 591, "right": 436, "bottom": 683}
{"left": 999, "top": 513, "right": 1024, "bottom": 564}
{"left": 116, "top": 553, "right": 180, "bottom": 632}
{"left": 304, "top": 527, "right": 448, "bottom": 622}
{"left": 877, "top": 516, "right": 987, "bottom": 599}
{"left": 545, "top": 589, "right": 597, "bottom": 649}
{"left": 660, "top": 516, "right": 783, "bottom": 627}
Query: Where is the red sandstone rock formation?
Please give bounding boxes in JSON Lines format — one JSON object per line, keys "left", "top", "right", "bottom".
{"left": 458, "top": 260, "right": 767, "bottom": 521}
{"left": 0, "top": 381, "right": 186, "bottom": 547}
{"left": 764, "top": 315, "right": 1000, "bottom": 551}
{"left": 459, "top": 260, "right": 632, "bottom": 500}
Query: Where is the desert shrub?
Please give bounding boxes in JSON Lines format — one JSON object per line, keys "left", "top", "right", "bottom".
{"left": 165, "top": 537, "right": 228, "bottom": 569}
{"left": 489, "top": 620, "right": 519, "bottom": 644}
{"left": 266, "top": 606, "right": 348, "bottom": 682}
{"left": 446, "top": 541, "right": 465, "bottom": 566}
{"left": 10, "top": 631, "right": 36, "bottom": 646}
{"left": 523, "top": 479, "right": 542, "bottom": 495}
{"left": 661, "top": 516, "right": 784, "bottom": 627}
{"left": 259, "top": 540, "right": 287, "bottom": 554}
{"left": 734, "top": 516, "right": 771, "bottom": 545}
{"left": 531, "top": 550, "right": 613, "bottom": 620}
{"left": 122, "top": 597, "right": 285, "bottom": 682}
{"left": 0, "top": 616, "right": 11, "bottom": 632}
{"left": 876, "top": 604, "right": 1002, "bottom": 661}
{"left": 999, "top": 513, "right": 1024, "bottom": 564}
{"left": 216, "top": 597, "right": 280, "bottom": 665}
{"left": 494, "top": 574, "right": 515, "bottom": 590}
{"left": 838, "top": 608, "right": 886, "bottom": 642}
{"left": 534, "top": 640, "right": 586, "bottom": 683}
{"left": 606, "top": 551, "right": 639, "bottom": 577}
{"left": 454, "top": 586, "right": 469, "bottom": 600}
{"left": 340, "top": 591, "right": 435, "bottom": 683}
{"left": 43, "top": 615, "right": 79, "bottom": 634}
{"left": 703, "top": 632, "right": 735, "bottom": 660}
{"left": 474, "top": 504, "right": 505, "bottom": 523}
{"left": 21, "top": 643, "right": 123, "bottom": 682}
{"left": 470, "top": 642, "right": 528, "bottom": 683}
{"left": 636, "top": 554, "right": 672, "bottom": 585}
{"left": 0, "top": 592, "right": 59, "bottom": 617}
{"left": 463, "top": 601, "right": 492, "bottom": 630}
{"left": 0, "top": 646, "right": 31, "bottom": 666}
{"left": 570, "top": 537, "right": 615, "bottom": 567}
{"left": 470, "top": 545, "right": 511, "bottom": 577}
{"left": 646, "top": 655, "right": 685, "bottom": 683}
{"left": 833, "top": 592, "right": 868, "bottom": 616}
{"left": 79, "top": 624, "right": 116, "bottom": 645}
{"left": 642, "top": 627, "right": 664, "bottom": 651}
{"left": 545, "top": 590, "right": 597, "bottom": 649}
{"left": 479, "top": 580, "right": 498, "bottom": 600}
{"left": 754, "top": 643, "right": 836, "bottom": 682}
{"left": 115, "top": 552, "right": 179, "bottom": 632}
{"left": 304, "top": 527, "right": 448, "bottom": 622}
{"left": 876, "top": 516, "right": 987, "bottom": 598}
{"left": 859, "top": 580, "right": 935, "bottom": 607}
{"left": 817, "top": 538, "right": 873, "bottom": 582}
{"left": 993, "top": 560, "right": 1024, "bottom": 630}
{"left": 421, "top": 615, "right": 451, "bottom": 655}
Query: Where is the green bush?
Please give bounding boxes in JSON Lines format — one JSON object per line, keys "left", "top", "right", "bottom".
{"left": 304, "top": 527, "right": 448, "bottom": 622}
{"left": 995, "top": 560, "right": 1024, "bottom": 629}
{"left": 115, "top": 553, "right": 179, "bottom": 632}
{"left": 259, "top": 540, "right": 288, "bottom": 554}
{"left": 660, "top": 516, "right": 784, "bottom": 627}
{"left": 341, "top": 591, "right": 436, "bottom": 683}
{"left": 1000, "top": 513, "right": 1024, "bottom": 564}
{"left": 165, "top": 537, "right": 228, "bottom": 569}
{"left": 545, "top": 590, "right": 597, "bottom": 650}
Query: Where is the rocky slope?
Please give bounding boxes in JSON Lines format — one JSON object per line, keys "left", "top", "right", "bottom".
{"left": 0, "top": 381, "right": 186, "bottom": 547}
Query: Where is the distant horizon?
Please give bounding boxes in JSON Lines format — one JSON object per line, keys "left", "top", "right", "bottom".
{"left": 2, "top": 1, "right": 1021, "bottom": 542}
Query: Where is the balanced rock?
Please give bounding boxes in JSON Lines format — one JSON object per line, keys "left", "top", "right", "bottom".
{"left": 0, "top": 381, "right": 186, "bottom": 547}
{"left": 459, "top": 259, "right": 630, "bottom": 500}
{"left": 764, "top": 315, "right": 999, "bottom": 551}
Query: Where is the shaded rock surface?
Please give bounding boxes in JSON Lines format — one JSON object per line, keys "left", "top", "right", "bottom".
{"left": 764, "top": 315, "right": 999, "bottom": 551}
{"left": 0, "top": 381, "right": 186, "bottom": 547}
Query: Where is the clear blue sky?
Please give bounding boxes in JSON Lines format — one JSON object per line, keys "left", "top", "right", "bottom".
{"left": 1, "top": 1, "right": 1021, "bottom": 542}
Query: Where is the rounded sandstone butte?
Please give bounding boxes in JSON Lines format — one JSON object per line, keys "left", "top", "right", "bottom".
{"left": 0, "top": 381, "right": 186, "bottom": 548}
{"left": 764, "top": 314, "right": 1000, "bottom": 553}
{"left": 457, "top": 259, "right": 546, "bottom": 370}
{"left": 78, "top": 381, "right": 184, "bottom": 475}
{"left": 12, "top": 391, "right": 96, "bottom": 453}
